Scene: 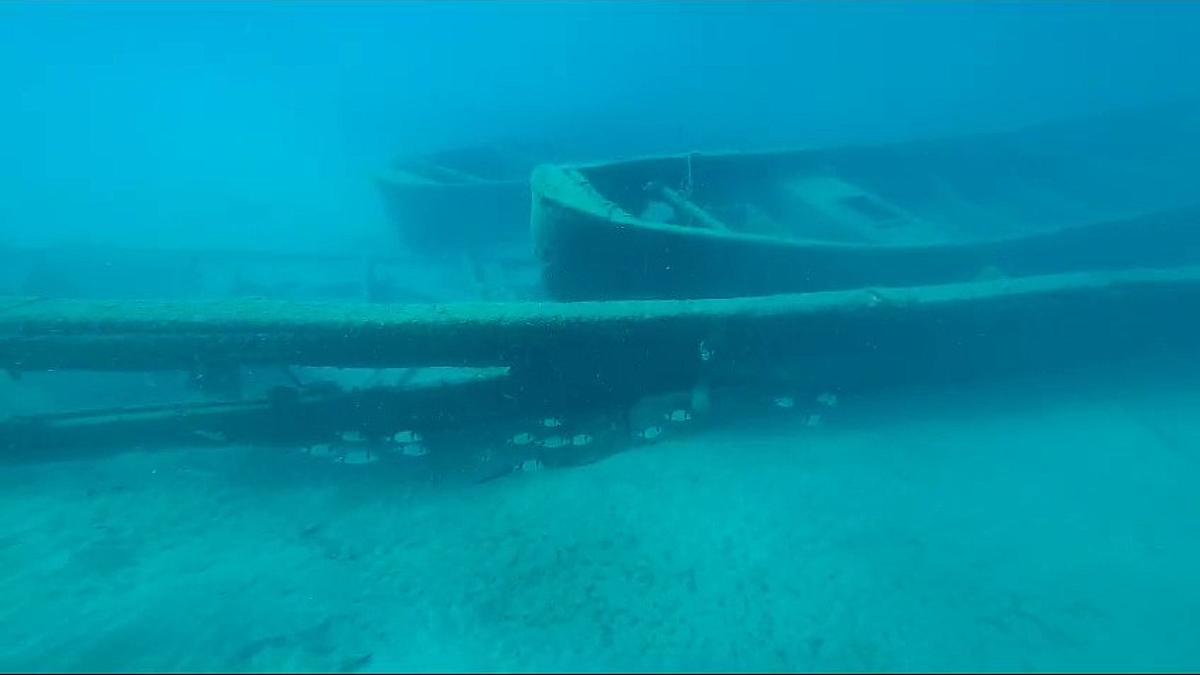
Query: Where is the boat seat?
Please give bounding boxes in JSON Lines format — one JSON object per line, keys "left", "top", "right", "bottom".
{"left": 779, "top": 174, "right": 937, "bottom": 244}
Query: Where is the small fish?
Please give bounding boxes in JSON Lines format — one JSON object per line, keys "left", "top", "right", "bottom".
{"left": 805, "top": 414, "right": 823, "bottom": 427}
{"left": 392, "top": 430, "right": 422, "bottom": 444}
{"left": 540, "top": 417, "right": 563, "bottom": 429}
{"left": 508, "top": 432, "right": 536, "bottom": 446}
{"left": 571, "top": 433, "right": 594, "bottom": 447}
{"left": 698, "top": 341, "right": 714, "bottom": 362}
{"left": 816, "top": 392, "right": 838, "bottom": 408}
{"left": 401, "top": 443, "right": 429, "bottom": 457}
{"left": 307, "top": 442, "right": 336, "bottom": 458}
{"left": 636, "top": 425, "right": 664, "bottom": 441}
{"left": 193, "top": 429, "right": 227, "bottom": 443}
{"left": 664, "top": 409, "right": 692, "bottom": 423}
{"left": 518, "top": 459, "right": 544, "bottom": 473}
{"left": 540, "top": 435, "right": 567, "bottom": 449}
{"left": 773, "top": 396, "right": 796, "bottom": 410}
{"left": 339, "top": 431, "right": 367, "bottom": 443}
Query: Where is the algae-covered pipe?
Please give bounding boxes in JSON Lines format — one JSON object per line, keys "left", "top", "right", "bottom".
{"left": 1, "top": 268, "right": 1199, "bottom": 388}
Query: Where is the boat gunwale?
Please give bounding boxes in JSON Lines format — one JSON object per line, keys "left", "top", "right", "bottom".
{"left": 531, "top": 158, "right": 1200, "bottom": 257}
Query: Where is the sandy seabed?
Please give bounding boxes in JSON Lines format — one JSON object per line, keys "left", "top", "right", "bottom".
{"left": 2, "top": 358, "right": 1199, "bottom": 673}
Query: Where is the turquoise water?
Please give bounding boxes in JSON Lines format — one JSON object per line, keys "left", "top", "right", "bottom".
{"left": 3, "top": 2, "right": 1200, "bottom": 672}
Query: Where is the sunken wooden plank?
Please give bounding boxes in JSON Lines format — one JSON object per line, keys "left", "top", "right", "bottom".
{"left": 1, "top": 267, "right": 1199, "bottom": 392}
{"left": 0, "top": 371, "right": 529, "bottom": 461}
{"left": 649, "top": 182, "right": 731, "bottom": 231}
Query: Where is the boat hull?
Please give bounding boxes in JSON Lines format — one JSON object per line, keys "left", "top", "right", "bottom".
{"left": 376, "top": 173, "right": 530, "bottom": 259}
{"left": 532, "top": 103, "right": 1200, "bottom": 300}
{"left": 534, "top": 176, "right": 1200, "bottom": 300}
{"left": 375, "top": 142, "right": 575, "bottom": 260}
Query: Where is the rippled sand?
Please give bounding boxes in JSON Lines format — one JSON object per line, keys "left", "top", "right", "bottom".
{"left": 2, "top": 357, "right": 1199, "bottom": 672}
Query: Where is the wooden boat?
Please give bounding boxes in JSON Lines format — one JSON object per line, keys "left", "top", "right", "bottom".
{"left": 532, "top": 102, "right": 1200, "bottom": 300}
{"left": 375, "top": 143, "right": 552, "bottom": 260}
{"left": 372, "top": 126, "right": 656, "bottom": 261}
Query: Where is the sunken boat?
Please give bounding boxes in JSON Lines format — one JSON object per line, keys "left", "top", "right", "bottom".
{"left": 375, "top": 142, "right": 557, "bottom": 261}
{"left": 8, "top": 102, "right": 1200, "bottom": 466}
{"left": 532, "top": 102, "right": 1200, "bottom": 300}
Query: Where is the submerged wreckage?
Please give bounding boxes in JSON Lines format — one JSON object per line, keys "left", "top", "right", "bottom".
{"left": 4, "top": 102, "right": 1200, "bottom": 469}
